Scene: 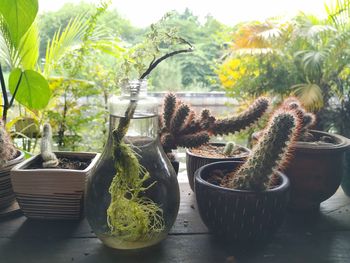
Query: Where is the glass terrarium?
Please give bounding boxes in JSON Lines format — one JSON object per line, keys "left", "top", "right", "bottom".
{"left": 85, "top": 79, "right": 180, "bottom": 250}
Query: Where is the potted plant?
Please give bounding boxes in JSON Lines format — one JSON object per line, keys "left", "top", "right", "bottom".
{"left": 11, "top": 124, "right": 100, "bottom": 220}
{"left": 253, "top": 97, "right": 350, "bottom": 211}
{"left": 159, "top": 94, "right": 269, "bottom": 189}
{"left": 194, "top": 109, "right": 300, "bottom": 242}
{"left": 85, "top": 14, "right": 193, "bottom": 250}
{"left": 0, "top": 121, "right": 25, "bottom": 210}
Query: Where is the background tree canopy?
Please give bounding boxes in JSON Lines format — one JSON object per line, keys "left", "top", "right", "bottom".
{"left": 38, "top": 5, "right": 230, "bottom": 92}
{"left": 1, "top": 0, "right": 349, "bottom": 153}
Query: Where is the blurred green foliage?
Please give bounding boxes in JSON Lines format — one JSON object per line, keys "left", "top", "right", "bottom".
{"left": 2, "top": 0, "right": 349, "bottom": 154}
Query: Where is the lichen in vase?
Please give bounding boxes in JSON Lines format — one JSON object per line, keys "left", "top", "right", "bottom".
{"left": 106, "top": 101, "right": 165, "bottom": 242}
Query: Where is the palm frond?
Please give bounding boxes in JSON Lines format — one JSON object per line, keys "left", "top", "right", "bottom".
{"left": 43, "top": 15, "right": 88, "bottom": 76}
{"left": 235, "top": 48, "right": 277, "bottom": 55}
{"left": 16, "top": 21, "right": 39, "bottom": 70}
{"left": 291, "top": 83, "right": 324, "bottom": 110}
{"left": 1, "top": 19, "right": 40, "bottom": 70}
{"left": 293, "top": 13, "right": 337, "bottom": 40}
{"left": 0, "top": 17, "right": 14, "bottom": 68}
{"left": 325, "top": 0, "right": 350, "bottom": 29}
{"left": 87, "top": 39, "right": 124, "bottom": 57}
{"left": 257, "top": 27, "right": 283, "bottom": 40}
{"left": 324, "top": 27, "right": 350, "bottom": 57}
{"left": 295, "top": 50, "right": 327, "bottom": 77}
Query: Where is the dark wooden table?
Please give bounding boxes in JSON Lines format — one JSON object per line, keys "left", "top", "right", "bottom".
{"left": 0, "top": 183, "right": 350, "bottom": 263}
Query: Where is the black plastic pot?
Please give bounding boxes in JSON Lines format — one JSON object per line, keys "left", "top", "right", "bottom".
{"left": 195, "top": 161, "right": 290, "bottom": 242}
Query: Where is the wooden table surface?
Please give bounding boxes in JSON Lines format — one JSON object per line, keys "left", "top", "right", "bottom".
{"left": 0, "top": 182, "right": 350, "bottom": 263}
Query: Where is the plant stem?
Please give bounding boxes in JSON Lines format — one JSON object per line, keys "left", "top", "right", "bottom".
{"left": 0, "top": 64, "right": 9, "bottom": 122}
{"left": 58, "top": 85, "right": 69, "bottom": 148}
{"left": 112, "top": 101, "right": 137, "bottom": 144}
{"left": 9, "top": 72, "right": 23, "bottom": 107}
{"left": 140, "top": 47, "right": 193, "bottom": 79}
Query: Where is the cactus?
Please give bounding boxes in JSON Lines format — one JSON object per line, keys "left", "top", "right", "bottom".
{"left": 221, "top": 110, "right": 300, "bottom": 191}
{"left": 160, "top": 94, "right": 210, "bottom": 153}
{"left": 208, "top": 97, "right": 270, "bottom": 136}
{"left": 223, "top": 141, "right": 237, "bottom": 156}
{"left": 41, "top": 123, "right": 59, "bottom": 168}
{"left": 159, "top": 94, "right": 270, "bottom": 154}
{"left": 281, "top": 97, "right": 316, "bottom": 141}
{"left": 0, "top": 120, "right": 17, "bottom": 167}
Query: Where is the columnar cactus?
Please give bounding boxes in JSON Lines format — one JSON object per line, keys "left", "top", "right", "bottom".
{"left": 222, "top": 110, "right": 300, "bottom": 191}
{"left": 41, "top": 123, "right": 59, "bottom": 168}
{"left": 281, "top": 97, "right": 316, "bottom": 141}
{"left": 0, "top": 120, "right": 17, "bottom": 167}
{"left": 159, "top": 94, "right": 270, "bottom": 153}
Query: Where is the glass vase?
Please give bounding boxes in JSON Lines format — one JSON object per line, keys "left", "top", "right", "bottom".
{"left": 85, "top": 80, "right": 180, "bottom": 250}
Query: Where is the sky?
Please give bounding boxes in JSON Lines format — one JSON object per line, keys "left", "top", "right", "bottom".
{"left": 39, "top": 0, "right": 332, "bottom": 27}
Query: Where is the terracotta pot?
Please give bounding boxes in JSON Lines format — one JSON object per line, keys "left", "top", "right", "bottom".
{"left": 186, "top": 143, "right": 250, "bottom": 191}
{"left": 11, "top": 151, "right": 100, "bottom": 220}
{"left": 195, "top": 161, "right": 290, "bottom": 242}
{"left": 252, "top": 130, "right": 350, "bottom": 211}
{"left": 0, "top": 150, "right": 25, "bottom": 209}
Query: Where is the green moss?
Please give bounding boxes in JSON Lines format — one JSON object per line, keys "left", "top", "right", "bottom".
{"left": 107, "top": 142, "right": 165, "bottom": 242}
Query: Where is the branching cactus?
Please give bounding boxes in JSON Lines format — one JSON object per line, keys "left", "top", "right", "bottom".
{"left": 159, "top": 94, "right": 270, "bottom": 154}
{"left": 0, "top": 120, "right": 17, "bottom": 167}
{"left": 41, "top": 123, "right": 59, "bottom": 168}
{"left": 221, "top": 110, "right": 301, "bottom": 191}
{"left": 160, "top": 94, "right": 210, "bottom": 153}
{"left": 281, "top": 97, "right": 316, "bottom": 142}
{"left": 206, "top": 97, "right": 270, "bottom": 136}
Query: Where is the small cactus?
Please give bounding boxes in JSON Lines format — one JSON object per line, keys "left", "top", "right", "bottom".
{"left": 223, "top": 141, "right": 237, "bottom": 156}
{"left": 41, "top": 123, "right": 59, "bottom": 168}
{"left": 0, "top": 120, "right": 17, "bottom": 167}
{"left": 221, "top": 110, "right": 300, "bottom": 191}
{"left": 159, "top": 94, "right": 270, "bottom": 154}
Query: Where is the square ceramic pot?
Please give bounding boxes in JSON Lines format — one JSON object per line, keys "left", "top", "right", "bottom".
{"left": 11, "top": 151, "right": 100, "bottom": 220}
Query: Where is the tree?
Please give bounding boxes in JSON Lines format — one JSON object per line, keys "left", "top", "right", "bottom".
{"left": 217, "top": 0, "right": 350, "bottom": 116}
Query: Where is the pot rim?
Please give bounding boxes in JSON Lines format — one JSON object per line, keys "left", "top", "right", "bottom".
{"left": 294, "top": 130, "right": 350, "bottom": 151}
{"left": 194, "top": 160, "right": 290, "bottom": 194}
{"left": 11, "top": 151, "right": 100, "bottom": 173}
{"left": 186, "top": 142, "right": 251, "bottom": 160}
{"left": 253, "top": 130, "right": 350, "bottom": 152}
{"left": 1, "top": 150, "right": 25, "bottom": 168}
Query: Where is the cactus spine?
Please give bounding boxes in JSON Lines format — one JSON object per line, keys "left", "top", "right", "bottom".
{"left": 222, "top": 110, "right": 300, "bottom": 191}
{"left": 41, "top": 123, "right": 59, "bottom": 168}
{"left": 159, "top": 94, "right": 269, "bottom": 153}
{"left": 0, "top": 120, "right": 17, "bottom": 167}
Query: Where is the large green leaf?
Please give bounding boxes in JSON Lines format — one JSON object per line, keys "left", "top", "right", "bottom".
{"left": 0, "top": 0, "right": 38, "bottom": 47}
{"left": 9, "top": 68, "right": 51, "bottom": 109}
